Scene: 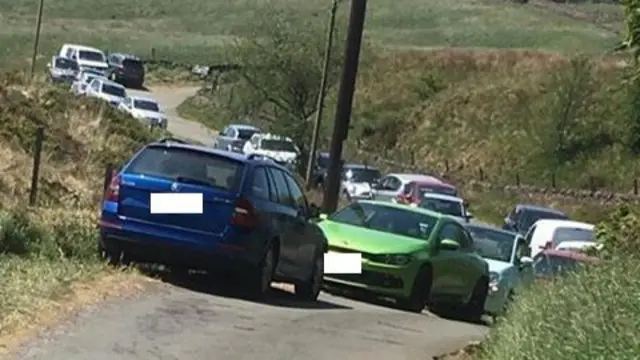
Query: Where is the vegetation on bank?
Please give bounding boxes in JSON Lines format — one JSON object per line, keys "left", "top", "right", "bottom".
{"left": 0, "top": 72, "right": 160, "bottom": 346}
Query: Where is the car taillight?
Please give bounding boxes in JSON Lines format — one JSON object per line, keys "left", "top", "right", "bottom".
{"left": 231, "top": 198, "right": 259, "bottom": 227}
{"left": 104, "top": 175, "right": 121, "bottom": 202}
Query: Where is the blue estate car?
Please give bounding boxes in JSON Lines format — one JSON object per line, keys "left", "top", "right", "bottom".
{"left": 98, "top": 138, "right": 327, "bottom": 300}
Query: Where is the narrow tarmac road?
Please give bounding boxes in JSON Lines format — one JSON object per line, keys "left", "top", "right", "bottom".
{"left": 11, "top": 85, "right": 488, "bottom": 360}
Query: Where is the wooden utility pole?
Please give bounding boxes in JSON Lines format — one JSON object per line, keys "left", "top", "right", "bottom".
{"left": 305, "top": 0, "right": 341, "bottom": 190}
{"left": 29, "top": 0, "right": 45, "bottom": 79}
{"left": 322, "top": 0, "right": 367, "bottom": 213}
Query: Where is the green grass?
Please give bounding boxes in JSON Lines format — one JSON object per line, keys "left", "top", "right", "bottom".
{"left": 0, "top": 0, "right": 622, "bottom": 69}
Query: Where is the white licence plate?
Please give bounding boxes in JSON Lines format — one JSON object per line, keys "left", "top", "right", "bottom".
{"left": 324, "top": 252, "right": 362, "bottom": 274}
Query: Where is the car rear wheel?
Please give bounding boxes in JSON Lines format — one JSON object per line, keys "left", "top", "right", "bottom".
{"left": 98, "top": 238, "right": 123, "bottom": 266}
{"left": 294, "top": 251, "right": 323, "bottom": 301}
{"left": 246, "top": 243, "right": 275, "bottom": 300}
{"left": 463, "top": 276, "right": 488, "bottom": 322}
{"left": 397, "top": 267, "right": 431, "bottom": 313}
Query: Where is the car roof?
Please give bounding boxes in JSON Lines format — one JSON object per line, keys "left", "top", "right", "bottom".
{"left": 516, "top": 204, "right": 567, "bottom": 215}
{"left": 356, "top": 200, "right": 448, "bottom": 219}
{"left": 412, "top": 178, "right": 456, "bottom": 187}
{"left": 387, "top": 173, "right": 442, "bottom": 183}
{"left": 144, "top": 141, "right": 291, "bottom": 170}
{"left": 533, "top": 219, "right": 594, "bottom": 230}
{"left": 228, "top": 124, "right": 260, "bottom": 131}
{"left": 343, "top": 163, "right": 378, "bottom": 170}
{"left": 466, "top": 221, "right": 517, "bottom": 236}
{"left": 128, "top": 95, "right": 157, "bottom": 103}
{"left": 542, "top": 249, "right": 599, "bottom": 263}
{"left": 110, "top": 52, "right": 141, "bottom": 60}
{"left": 420, "top": 192, "right": 462, "bottom": 202}
{"left": 73, "top": 45, "right": 104, "bottom": 53}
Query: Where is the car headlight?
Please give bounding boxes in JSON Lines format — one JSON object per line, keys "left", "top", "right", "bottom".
{"left": 375, "top": 254, "right": 412, "bottom": 266}
{"left": 489, "top": 272, "right": 500, "bottom": 292}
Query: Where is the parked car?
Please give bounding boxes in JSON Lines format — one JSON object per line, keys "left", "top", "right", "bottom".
{"left": 312, "top": 152, "right": 330, "bottom": 189}
{"left": 340, "top": 164, "right": 382, "bottom": 200}
{"left": 466, "top": 222, "right": 534, "bottom": 316}
{"left": 99, "top": 139, "right": 327, "bottom": 300}
{"left": 59, "top": 43, "right": 109, "bottom": 72}
{"left": 524, "top": 219, "right": 596, "bottom": 258}
{"left": 213, "top": 124, "right": 261, "bottom": 152}
{"left": 118, "top": 95, "right": 167, "bottom": 129}
{"left": 106, "top": 52, "right": 145, "bottom": 88}
{"left": 372, "top": 174, "right": 453, "bottom": 203}
{"left": 319, "top": 200, "right": 489, "bottom": 317}
{"left": 242, "top": 133, "right": 300, "bottom": 170}
{"left": 47, "top": 56, "right": 79, "bottom": 84}
{"left": 70, "top": 69, "right": 106, "bottom": 95}
{"left": 532, "top": 249, "right": 599, "bottom": 281}
{"left": 413, "top": 193, "right": 472, "bottom": 222}
{"left": 396, "top": 178, "right": 459, "bottom": 205}
{"left": 503, "top": 204, "right": 568, "bottom": 235}
{"left": 85, "top": 77, "right": 127, "bottom": 106}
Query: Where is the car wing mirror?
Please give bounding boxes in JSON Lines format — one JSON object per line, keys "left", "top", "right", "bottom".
{"left": 439, "top": 238, "right": 460, "bottom": 251}
{"left": 519, "top": 256, "right": 533, "bottom": 270}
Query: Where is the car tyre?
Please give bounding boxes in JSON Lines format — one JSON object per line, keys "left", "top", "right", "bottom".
{"left": 98, "top": 238, "right": 123, "bottom": 266}
{"left": 294, "top": 251, "right": 324, "bottom": 301}
{"left": 463, "top": 276, "right": 489, "bottom": 322}
{"left": 246, "top": 243, "right": 275, "bottom": 300}
{"left": 397, "top": 267, "right": 431, "bottom": 313}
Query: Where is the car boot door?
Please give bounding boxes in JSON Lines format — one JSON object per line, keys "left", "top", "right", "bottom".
{"left": 373, "top": 176, "right": 402, "bottom": 202}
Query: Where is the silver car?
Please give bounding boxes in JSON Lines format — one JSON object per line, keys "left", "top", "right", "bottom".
{"left": 213, "top": 124, "right": 261, "bottom": 152}
{"left": 340, "top": 164, "right": 381, "bottom": 201}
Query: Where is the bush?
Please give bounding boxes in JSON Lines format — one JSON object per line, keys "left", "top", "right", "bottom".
{"left": 479, "top": 205, "right": 640, "bottom": 360}
{"left": 0, "top": 208, "right": 99, "bottom": 261}
{"left": 480, "top": 258, "right": 640, "bottom": 360}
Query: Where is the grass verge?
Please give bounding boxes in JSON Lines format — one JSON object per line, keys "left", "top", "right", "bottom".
{"left": 0, "top": 72, "right": 162, "bottom": 353}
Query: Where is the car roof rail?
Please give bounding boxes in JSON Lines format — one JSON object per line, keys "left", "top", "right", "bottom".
{"left": 246, "top": 153, "right": 276, "bottom": 163}
{"left": 156, "top": 137, "right": 188, "bottom": 145}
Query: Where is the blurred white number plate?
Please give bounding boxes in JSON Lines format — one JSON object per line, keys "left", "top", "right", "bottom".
{"left": 324, "top": 252, "right": 361, "bottom": 274}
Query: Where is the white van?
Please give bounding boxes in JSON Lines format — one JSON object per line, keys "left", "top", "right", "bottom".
{"left": 58, "top": 44, "right": 109, "bottom": 72}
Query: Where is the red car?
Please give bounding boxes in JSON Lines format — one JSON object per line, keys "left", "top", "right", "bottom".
{"left": 533, "top": 249, "right": 599, "bottom": 280}
{"left": 395, "top": 178, "right": 460, "bottom": 205}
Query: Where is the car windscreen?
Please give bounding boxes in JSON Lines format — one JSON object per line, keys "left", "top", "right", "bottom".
{"left": 468, "top": 225, "right": 515, "bottom": 262}
{"left": 328, "top": 202, "right": 438, "bottom": 240}
{"left": 417, "top": 197, "right": 463, "bottom": 217}
{"left": 260, "top": 139, "right": 297, "bottom": 152}
{"left": 101, "top": 84, "right": 126, "bottom": 97}
{"left": 343, "top": 168, "right": 381, "bottom": 183}
{"left": 54, "top": 58, "right": 78, "bottom": 70}
{"left": 125, "top": 146, "right": 245, "bottom": 192}
{"left": 134, "top": 100, "right": 159, "bottom": 112}
{"left": 519, "top": 209, "right": 568, "bottom": 231}
{"left": 78, "top": 50, "right": 105, "bottom": 62}
{"left": 122, "top": 59, "right": 143, "bottom": 71}
{"left": 551, "top": 227, "right": 595, "bottom": 246}
{"left": 237, "top": 129, "right": 258, "bottom": 140}
{"left": 534, "top": 254, "right": 585, "bottom": 277}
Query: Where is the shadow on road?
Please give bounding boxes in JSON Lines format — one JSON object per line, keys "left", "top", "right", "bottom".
{"left": 141, "top": 267, "right": 351, "bottom": 310}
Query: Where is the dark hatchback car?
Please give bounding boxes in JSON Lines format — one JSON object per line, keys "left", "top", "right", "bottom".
{"left": 503, "top": 204, "right": 568, "bottom": 235}
{"left": 106, "top": 53, "right": 145, "bottom": 88}
{"left": 99, "top": 139, "right": 327, "bottom": 300}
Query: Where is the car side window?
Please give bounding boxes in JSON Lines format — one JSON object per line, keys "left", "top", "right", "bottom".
{"left": 387, "top": 177, "right": 401, "bottom": 191}
{"left": 267, "top": 168, "right": 295, "bottom": 207}
{"left": 402, "top": 182, "right": 413, "bottom": 195}
{"left": 437, "top": 222, "right": 459, "bottom": 243}
{"left": 251, "top": 167, "right": 271, "bottom": 201}
{"left": 283, "top": 172, "right": 309, "bottom": 212}
{"left": 525, "top": 225, "right": 536, "bottom": 244}
{"left": 457, "top": 227, "right": 474, "bottom": 250}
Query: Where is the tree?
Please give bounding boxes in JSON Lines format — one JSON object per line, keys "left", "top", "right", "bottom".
{"left": 223, "top": 4, "right": 346, "bottom": 169}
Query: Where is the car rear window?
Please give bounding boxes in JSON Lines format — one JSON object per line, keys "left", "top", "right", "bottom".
{"left": 123, "top": 59, "right": 144, "bottom": 70}
{"left": 125, "top": 146, "right": 245, "bottom": 192}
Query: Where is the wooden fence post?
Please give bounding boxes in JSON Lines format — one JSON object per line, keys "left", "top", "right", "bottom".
{"left": 634, "top": 179, "right": 638, "bottom": 195}
{"left": 551, "top": 172, "right": 556, "bottom": 188}
{"left": 29, "top": 127, "right": 45, "bottom": 206}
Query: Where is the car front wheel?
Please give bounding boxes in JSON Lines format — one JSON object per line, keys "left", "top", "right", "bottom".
{"left": 397, "top": 267, "right": 431, "bottom": 313}
{"left": 463, "top": 276, "right": 489, "bottom": 322}
{"left": 245, "top": 243, "right": 275, "bottom": 300}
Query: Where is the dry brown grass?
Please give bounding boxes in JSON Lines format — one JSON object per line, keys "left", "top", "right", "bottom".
{"left": 348, "top": 49, "right": 633, "bottom": 193}
{"left": 0, "top": 71, "right": 161, "bottom": 352}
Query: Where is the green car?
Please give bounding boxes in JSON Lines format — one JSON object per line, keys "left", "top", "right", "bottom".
{"left": 318, "top": 200, "right": 490, "bottom": 317}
